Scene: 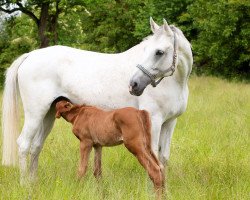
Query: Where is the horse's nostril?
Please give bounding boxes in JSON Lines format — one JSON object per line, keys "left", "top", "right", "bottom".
{"left": 133, "top": 82, "right": 138, "bottom": 88}
{"left": 129, "top": 79, "right": 139, "bottom": 92}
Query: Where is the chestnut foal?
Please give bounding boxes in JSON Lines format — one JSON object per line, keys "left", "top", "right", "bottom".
{"left": 55, "top": 100, "right": 164, "bottom": 196}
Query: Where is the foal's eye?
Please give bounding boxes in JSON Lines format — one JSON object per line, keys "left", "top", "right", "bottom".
{"left": 155, "top": 50, "right": 164, "bottom": 56}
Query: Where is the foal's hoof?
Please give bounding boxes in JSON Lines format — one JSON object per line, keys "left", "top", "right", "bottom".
{"left": 94, "top": 170, "right": 102, "bottom": 180}
{"left": 77, "top": 171, "right": 85, "bottom": 180}
{"left": 77, "top": 174, "right": 83, "bottom": 180}
{"left": 155, "top": 188, "right": 163, "bottom": 200}
{"left": 94, "top": 174, "right": 102, "bottom": 182}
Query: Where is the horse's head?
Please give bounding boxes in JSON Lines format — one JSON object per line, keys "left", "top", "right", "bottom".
{"left": 129, "top": 18, "right": 178, "bottom": 96}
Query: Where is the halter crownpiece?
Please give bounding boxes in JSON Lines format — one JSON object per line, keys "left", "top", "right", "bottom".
{"left": 136, "top": 28, "right": 177, "bottom": 87}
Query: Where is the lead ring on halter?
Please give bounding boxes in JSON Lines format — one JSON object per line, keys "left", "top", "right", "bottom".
{"left": 136, "top": 28, "right": 177, "bottom": 87}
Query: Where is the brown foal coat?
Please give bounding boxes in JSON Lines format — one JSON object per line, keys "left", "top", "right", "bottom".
{"left": 55, "top": 100, "right": 164, "bottom": 196}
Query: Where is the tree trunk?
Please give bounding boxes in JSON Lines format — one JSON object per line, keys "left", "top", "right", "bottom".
{"left": 48, "top": 0, "right": 60, "bottom": 45}
{"left": 0, "top": 1, "right": 61, "bottom": 48}
{"left": 38, "top": 3, "right": 50, "bottom": 48}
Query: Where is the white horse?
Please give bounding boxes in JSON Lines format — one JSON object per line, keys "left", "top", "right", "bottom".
{"left": 2, "top": 18, "right": 192, "bottom": 183}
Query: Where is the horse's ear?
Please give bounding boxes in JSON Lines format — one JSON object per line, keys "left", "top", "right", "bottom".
{"left": 163, "top": 18, "right": 173, "bottom": 36}
{"left": 150, "top": 17, "right": 159, "bottom": 33}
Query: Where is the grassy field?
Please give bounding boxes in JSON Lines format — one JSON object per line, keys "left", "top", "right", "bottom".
{"left": 0, "top": 76, "right": 249, "bottom": 200}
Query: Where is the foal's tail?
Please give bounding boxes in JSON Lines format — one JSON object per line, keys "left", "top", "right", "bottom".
{"left": 2, "top": 53, "right": 29, "bottom": 166}
{"left": 139, "top": 110, "right": 152, "bottom": 150}
{"left": 139, "top": 110, "right": 161, "bottom": 166}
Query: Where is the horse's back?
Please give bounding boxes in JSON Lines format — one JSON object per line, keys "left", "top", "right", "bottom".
{"left": 18, "top": 45, "right": 119, "bottom": 74}
{"left": 17, "top": 45, "right": 137, "bottom": 110}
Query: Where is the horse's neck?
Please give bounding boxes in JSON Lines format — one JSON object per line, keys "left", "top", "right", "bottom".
{"left": 121, "top": 43, "right": 145, "bottom": 65}
{"left": 173, "top": 34, "right": 193, "bottom": 88}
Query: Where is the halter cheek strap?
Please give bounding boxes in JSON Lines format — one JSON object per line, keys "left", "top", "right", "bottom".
{"left": 136, "top": 64, "right": 157, "bottom": 86}
{"left": 136, "top": 29, "right": 177, "bottom": 87}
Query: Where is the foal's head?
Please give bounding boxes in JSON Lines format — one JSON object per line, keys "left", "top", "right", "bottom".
{"left": 55, "top": 100, "right": 74, "bottom": 118}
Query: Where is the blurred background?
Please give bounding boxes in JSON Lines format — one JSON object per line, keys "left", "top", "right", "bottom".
{"left": 0, "top": 0, "right": 249, "bottom": 86}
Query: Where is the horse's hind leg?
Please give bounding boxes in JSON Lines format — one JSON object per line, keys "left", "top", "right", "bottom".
{"left": 17, "top": 97, "right": 53, "bottom": 185}
{"left": 30, "top": 108, "right": 56, "bottom": 182}
{"left": 17, "top": 114, "right": 46, "bottom": 185}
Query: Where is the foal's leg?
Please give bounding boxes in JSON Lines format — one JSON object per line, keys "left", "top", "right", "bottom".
{"left": 93, "top": 146, "right": 102, "bottom": 178}
{"left": 78, "top": 140, "right": 93, "bottom": 179}
{"left": 124, "top": 139, "right": 164, "bottom": 197}
{"left": 30, "top": 108, "right": 56, "bottom": 182}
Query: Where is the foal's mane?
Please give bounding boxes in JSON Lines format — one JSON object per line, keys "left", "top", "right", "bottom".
{"left": 52, "top": 96, "right": 89, "bottom": 108}
{"left": 52, "top": 96, "right": 72, "bottom": 106}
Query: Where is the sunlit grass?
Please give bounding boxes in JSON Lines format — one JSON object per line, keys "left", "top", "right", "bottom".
{"left": 0, "top": 76, "right": 249, "bottom": 199}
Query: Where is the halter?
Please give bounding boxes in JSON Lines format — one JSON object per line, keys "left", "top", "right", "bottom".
{"left": 136, "top": 29, "right": 177, "bottom": 87}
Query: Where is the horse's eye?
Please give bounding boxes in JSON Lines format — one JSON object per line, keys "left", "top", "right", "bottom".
{"left": 155, "top": 50, "right": 164, "bottom": 56}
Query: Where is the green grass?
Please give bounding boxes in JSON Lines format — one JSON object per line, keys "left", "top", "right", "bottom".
{"left": 0, "top": 76, "right": 249, "bottom": 199}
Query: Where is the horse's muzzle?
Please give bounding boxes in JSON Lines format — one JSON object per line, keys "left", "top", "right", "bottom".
{"left": 129, "top": 75, "right": 151, "bottom": 96}
{"left": 129, "top": 86, "right": 143, "bottom": 96}
{"left": 129, "top": 79, "right": 142, "bottom": 96}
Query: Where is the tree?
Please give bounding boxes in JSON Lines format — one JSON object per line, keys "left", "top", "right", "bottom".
{"left": 56, "top": 4, "right": 88, "bottom": 48}
{"left": 0, "top": 0, "right": 249, "bottom": 82}
{"left": 188, "top": 0, "right": 250, "bottom": 79}
{"left": 152, "top": 0, "right": 195, "bottom": 39}
{"left": 0, "top": 0, "right": 86, "bottom": 48}
{"left": 80, "top": 0, "right": 154, "bottom": 52}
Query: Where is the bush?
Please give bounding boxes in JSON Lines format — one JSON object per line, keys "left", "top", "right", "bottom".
{"left": 188, "top": 0, "right": 250, "bottom": 80}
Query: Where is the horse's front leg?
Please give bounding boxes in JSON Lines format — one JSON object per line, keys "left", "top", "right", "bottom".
{"left": 149, "top": 115, "right": 164, "bottom": 159}
{"left": 158, "top": 119, "right": 177, "bottom": 166}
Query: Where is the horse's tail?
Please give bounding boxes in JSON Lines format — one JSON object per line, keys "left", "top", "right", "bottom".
{"left": 2, "top": 53, "right": 29, "bottom": 166}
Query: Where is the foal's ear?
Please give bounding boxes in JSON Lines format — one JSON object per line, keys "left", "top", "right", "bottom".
{"left": 150, "top": 17, "right": 160, "bottom": 33}
{"left": 65, "top": 102, "right": 73, "bottom": 110}
{"left": 55, "top": 110, "right": 61, "bottom": 119}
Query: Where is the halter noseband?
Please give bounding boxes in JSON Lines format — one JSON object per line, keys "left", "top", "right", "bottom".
{"left": 136, "top": 29, "right": 177, "bottom": 87}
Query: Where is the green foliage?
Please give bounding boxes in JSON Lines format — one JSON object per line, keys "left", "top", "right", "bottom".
{"left": 0, "top": 0, "right": 249, "bottom": 82}
{"left": 188, "top": 0, "right": 250, "bottom": 79}
{"left": 80, "top": 0, "right": 154, "bottom": 52}
{"left": 57, "top": 6, "right": 87, "bottom": 48}
{"left": 0, "top": 15, "right": 37, "bottom": 87}
{"left": 152, "top": 0, "right": 195, "bottom": 39}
